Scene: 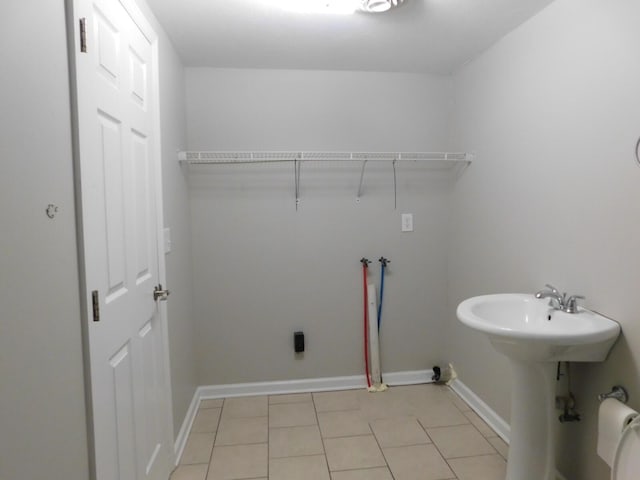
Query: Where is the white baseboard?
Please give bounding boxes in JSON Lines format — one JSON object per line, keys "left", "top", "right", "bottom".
{"left": 449, "top": 378, "right": 511, "bottom": 443}
{"left": 174, "top": 369, "right": 433, "bottom": 464}
{"left": 173, "top": 389, "right": 202, "bottom": 464}
{"left": 384, "top": 369, "right": 435, "bottom": 386}
{"left": 198, "top": 369, "right": 434, "bottom": 400}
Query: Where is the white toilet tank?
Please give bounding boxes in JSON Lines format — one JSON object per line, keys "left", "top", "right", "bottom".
{"left": 612, "top": 415, "right": 640, "bottom": 479}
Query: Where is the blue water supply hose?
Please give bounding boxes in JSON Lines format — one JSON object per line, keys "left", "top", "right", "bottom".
{"left": 377, "top": 257, "right": 389, "bottom": 330}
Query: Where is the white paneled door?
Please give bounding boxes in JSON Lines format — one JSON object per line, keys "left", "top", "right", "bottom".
{"left": 69, "top": 0, "right": 173, "bottom": 479}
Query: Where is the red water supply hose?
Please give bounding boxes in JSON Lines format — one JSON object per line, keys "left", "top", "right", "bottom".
{"left": 362, "top": 260, "right": 371, "bottom": 388}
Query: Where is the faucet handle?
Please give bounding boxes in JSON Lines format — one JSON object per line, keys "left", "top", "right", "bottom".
{"left": 544, "top": 284, "right": 560, "bottom": 294}
{"left": 564, "top": 295, "right": 585, "bottom": 313}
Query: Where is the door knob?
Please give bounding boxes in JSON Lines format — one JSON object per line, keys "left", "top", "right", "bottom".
{"left": 153, "top": 284, "right": 170, "bottom": 301}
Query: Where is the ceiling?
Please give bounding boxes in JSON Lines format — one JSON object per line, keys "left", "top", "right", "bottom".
{"left": 145, "top": 0, "right": 556, "bottom": 74}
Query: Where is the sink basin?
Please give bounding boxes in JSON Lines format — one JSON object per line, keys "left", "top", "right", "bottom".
{"left": 456, "top": 293, "right": 620, "bottom": 480}
{"left": 457, "top": 293, "right": 620, "bottom": 362}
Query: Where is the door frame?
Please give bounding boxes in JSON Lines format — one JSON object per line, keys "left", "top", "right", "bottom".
{"left": 65, "top": 0, "right": 175, "bottom": 476}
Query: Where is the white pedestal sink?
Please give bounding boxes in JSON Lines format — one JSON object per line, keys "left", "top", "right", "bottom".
{"left": 457, "top": 294, "right": 620, "bottom": 480}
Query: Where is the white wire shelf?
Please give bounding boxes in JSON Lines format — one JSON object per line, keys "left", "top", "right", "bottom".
{"left": 178, "top": 150, "right": 473, "bottom": 209}
{"left": 178, "top": 150, "right": 472, "bottom": 164}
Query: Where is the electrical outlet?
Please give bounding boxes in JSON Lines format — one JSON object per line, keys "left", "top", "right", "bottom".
{"left": 401, "top": 213, "right": 413, "bottom": 232}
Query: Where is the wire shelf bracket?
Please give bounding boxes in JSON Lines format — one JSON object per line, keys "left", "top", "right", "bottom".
{"left": 356, "top": 160, "right": 368, "bottom": 202}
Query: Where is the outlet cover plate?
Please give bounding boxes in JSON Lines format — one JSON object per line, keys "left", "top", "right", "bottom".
{"left": 401, "top": 213, "right": 413, "bottom": 232}
{"left": 164, "top": 227, "right": 172, "bottom": 254}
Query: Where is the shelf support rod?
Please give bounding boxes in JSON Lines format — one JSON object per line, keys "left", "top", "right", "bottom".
{"left": 356, "top": 160, "right": 368, "bottom": 201}
{"left": 393, "top": 158, "right": 397, "bottom": 210}
{"left": 294, "top": 156, "right": 301, "bottom": 210}
{"left": 454, "top": 153, "right": 472, "bottom": 179}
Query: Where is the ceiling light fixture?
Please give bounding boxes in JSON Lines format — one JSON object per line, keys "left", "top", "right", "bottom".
{"left": 360, "top": 0, "right": 405, "bottom": 13}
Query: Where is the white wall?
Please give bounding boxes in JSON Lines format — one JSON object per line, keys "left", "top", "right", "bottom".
{"left": 186, "top": 69, "right": 452, "bottom": 151}
{"left": 135, "top": 0, "right": 199, "bottom": 441}
{"left": 448, "top": 0, "right": 640, "bottom": 478}
{"left": 159, "top": 48, "right": 198, "bottom": 441}
{"left": 0, "top": 4, "right": 196, "bottom": 479}
{"left": 0, "top": 1, "right": 90, "bottom": 479}
{"left": 185, "top": 68, "right": 456, "bottom": 384}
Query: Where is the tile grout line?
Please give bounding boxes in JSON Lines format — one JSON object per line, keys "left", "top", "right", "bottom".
{"left": 311, "top": 391, "right": 332, "bottom": 479}
{"left": 418, "top": 401, "right": 462, "bottom": 480}
{"left": 367, "top": 414, "right": 397, "bottom": 480}
{"left": 430, "top": 388, "right": 502, "bottom": 479}
{"left": 414, "top": 397, "right": 460, "bottom": 480}
{"left": 205, "top": 398, "right": 224, "bottom": 480}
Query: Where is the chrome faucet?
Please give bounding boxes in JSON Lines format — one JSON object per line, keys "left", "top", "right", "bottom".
{"left": 535, "top": 284, "right": 584, "bottom": 313}
{"left": 535, "top": 284, "right": 564, "bottom": 309}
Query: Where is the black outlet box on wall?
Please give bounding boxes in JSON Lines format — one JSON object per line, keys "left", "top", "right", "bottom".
{"left": 294, "top": 331, "right": 304, "bottom": 353}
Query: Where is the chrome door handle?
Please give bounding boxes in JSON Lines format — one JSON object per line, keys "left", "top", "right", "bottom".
{"left": 153, "top": 284, "right": 170, "bottom": 301}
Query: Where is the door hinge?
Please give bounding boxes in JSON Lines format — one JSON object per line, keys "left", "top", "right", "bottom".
{"left": 79, "top": 18, "right": 87, "bottom": 53}
{"left": 91, "top": 290, "right": 100, "bottom": 322}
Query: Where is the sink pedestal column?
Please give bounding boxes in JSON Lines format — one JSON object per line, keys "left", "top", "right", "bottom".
{"left": 506, "top": 361, "right": 556, "bottom": 480}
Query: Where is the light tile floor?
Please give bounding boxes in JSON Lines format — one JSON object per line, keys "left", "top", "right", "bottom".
{"left": 171, "top": 384, "right": 509, "bottom": 480}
